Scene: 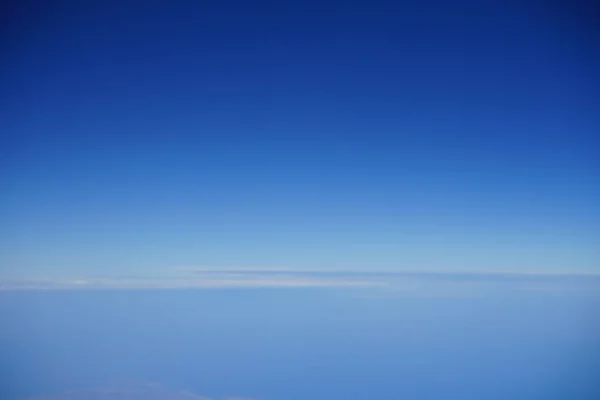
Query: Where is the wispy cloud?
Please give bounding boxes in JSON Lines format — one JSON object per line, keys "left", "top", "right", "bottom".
{"left": 0, "top": 273, "right": 385, "bottom": 291}
{"left": 1, "top": 268, "right": 598, "bottom": 292}
{"left": 174, "top": 266, "right": 600, "bottom": 276}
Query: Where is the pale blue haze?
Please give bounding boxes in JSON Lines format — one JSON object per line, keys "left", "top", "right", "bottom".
{"left": 1, "top": 285, "right": 600, "bottom": 399}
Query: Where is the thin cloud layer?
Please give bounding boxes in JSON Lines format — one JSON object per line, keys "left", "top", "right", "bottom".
{"left": 0, "top": 273, "right": 386, "bottom": 291}
{"left": 2, "top": 267, "right": 600, "bottom": 292}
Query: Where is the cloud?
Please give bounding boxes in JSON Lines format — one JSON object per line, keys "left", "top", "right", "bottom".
{"left": 1, "top": 268, "right": 598, "bottom": 293}
{"left": 16, "top": 384, "right": 251, "bottom": 400}
{"left": 0, "top": 274, "right": 385, "bottom": 291}
{"left": 174, "top": 266, "right": 600, "bottom": 277}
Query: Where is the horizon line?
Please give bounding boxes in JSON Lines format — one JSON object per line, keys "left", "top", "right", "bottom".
{"left": 2, "top": 268, "right": 599, "bottom": 291}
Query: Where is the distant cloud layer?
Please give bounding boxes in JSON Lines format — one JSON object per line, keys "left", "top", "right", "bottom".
{"left": 2, "top": 268, "right": 599, "bottom": 295}
{"left": 15, "top": 384, "right": 251, "bottom": 400}
{"left": 0, "top": 268, "right": 385, "bottom": 290}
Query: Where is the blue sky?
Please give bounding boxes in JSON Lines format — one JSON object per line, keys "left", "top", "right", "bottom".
{"left": 1, "top": 1, "right": 598, "bottom": 279}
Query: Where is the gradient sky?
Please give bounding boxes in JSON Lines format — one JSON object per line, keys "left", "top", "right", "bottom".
{"left": 2, "top": 1, "right": 598, "bottom": 278}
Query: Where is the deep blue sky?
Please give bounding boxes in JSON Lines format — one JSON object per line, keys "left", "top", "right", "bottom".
{"left": 1, "top": 1, "right": 598, "bottom": 278}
